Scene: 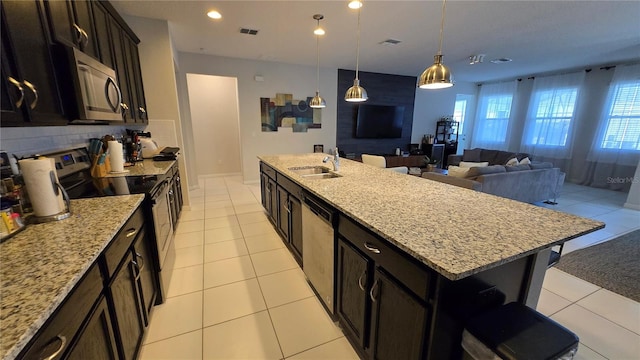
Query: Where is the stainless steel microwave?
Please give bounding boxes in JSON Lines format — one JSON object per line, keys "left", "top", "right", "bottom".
{"left": 68, "top": 47, "right": 123, "bottom": 123}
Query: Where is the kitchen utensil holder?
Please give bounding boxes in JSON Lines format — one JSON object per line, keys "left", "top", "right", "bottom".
{"left": 90, "top": 155, "right": 112, "bottom": 178}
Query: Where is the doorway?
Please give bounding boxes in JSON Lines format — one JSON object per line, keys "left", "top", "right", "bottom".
{"left": 186, "top": 74, "right": 242, "bottom": 177}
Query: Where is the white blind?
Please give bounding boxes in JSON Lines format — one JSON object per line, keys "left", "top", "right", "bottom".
{"left": 601, "top": 82, "right": 640, "bottom": 150}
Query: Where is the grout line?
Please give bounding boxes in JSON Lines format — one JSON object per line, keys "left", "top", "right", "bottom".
{"left": 573, "top": 303, "right": 640, "bottom": 337}
{"left": 283, "top": 335, "right": 346, "bottom": 359}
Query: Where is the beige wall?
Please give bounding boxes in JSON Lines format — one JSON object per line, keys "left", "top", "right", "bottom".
{"left": 122, "top": 15, "right": 191, "bottom": 204}
{"left": 186, "top": 74, "right": 242, "bottom": 176}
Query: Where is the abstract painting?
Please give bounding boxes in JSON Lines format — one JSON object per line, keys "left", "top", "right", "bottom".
{"left": 260, "top": 93, "right": 322, "bottom": 132}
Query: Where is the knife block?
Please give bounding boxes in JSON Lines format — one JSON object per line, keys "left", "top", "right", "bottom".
{"left": 90, "top": 155, "right": 112, "bottom": 178}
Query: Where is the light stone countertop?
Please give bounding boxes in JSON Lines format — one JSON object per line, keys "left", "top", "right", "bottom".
{"left": 0, "top": 195, "right": 145, "bottom": 360}
{"left": 102, "top": 159, "right": 175, "bottom": 177}
{"left": 258, "top": 153, "right": 605, "bottom": 281}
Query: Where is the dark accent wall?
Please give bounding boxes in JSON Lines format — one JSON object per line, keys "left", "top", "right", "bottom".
{"left": 337, "top": 69, "right": 416, "bottom": 157}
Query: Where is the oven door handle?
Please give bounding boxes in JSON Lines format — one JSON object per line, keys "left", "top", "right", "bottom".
{"left": 151, "top": 181, "right": 169, "bottom": 203}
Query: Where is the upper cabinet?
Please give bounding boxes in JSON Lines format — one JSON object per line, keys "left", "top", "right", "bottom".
{"left": 0, "top": 0, "right": 148, "bottom": 127}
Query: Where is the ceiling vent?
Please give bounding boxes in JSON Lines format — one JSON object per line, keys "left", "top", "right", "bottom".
{"left": 379, "top": 39, "right": 401, "bottom": 46}
{"left": 240, "top": 28, "right": 259, "bottom": 35}
{"left": 490, "top": 57, "right": 513, "bottom": 64}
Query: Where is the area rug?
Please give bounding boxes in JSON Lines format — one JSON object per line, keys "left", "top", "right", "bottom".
{"left": 556, "top": 229, "right": 640, "bottom": 302}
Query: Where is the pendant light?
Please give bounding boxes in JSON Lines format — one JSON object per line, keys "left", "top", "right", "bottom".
{"left": 310, "top": 14, "right": 326, "bottom": 108}
{"left": 418, "top": 0, "right": 454, "bottom": 89}
{"left": 344, "top": 1, "right": 367, "bottom": 102}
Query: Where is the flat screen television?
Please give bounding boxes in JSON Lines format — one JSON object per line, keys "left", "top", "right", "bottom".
{"left": 355, "top": 104, "right": 405, "bottom": 139}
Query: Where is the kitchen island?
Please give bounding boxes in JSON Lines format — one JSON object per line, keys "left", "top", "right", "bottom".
{"left": 259, "top": 153, "right": 604, "bottom": 359}
{"left": 0, "top": 195, "right": 146, "bottom": 360}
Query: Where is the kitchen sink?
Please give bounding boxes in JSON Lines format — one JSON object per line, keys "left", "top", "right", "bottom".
{"left": 288, "top": 166, "right": 341, "bottom": 179}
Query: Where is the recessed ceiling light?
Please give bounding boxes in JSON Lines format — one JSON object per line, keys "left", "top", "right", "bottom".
{"left": 348, "top": 1, "right": 363, "bottom": 9}
{"left": 490, "top": 58, "right": 513, "bottom": 64}
{"left": 207, "top": 10, "right": 222, "bottom": 19}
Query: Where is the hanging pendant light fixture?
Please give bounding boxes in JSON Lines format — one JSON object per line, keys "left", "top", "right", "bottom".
{"left": 344, "top": 1, "right": 367, "bottom": 102}
{"left": 310, "top": 14, "right": 326, "bottom": 109}
{"left": 418, "top": 0, "right": 454, "bottom": 89}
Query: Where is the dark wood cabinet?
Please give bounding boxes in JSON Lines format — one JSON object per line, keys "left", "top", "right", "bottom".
{"left": 133, "top": 227, "right": 156, "bottom": 327}
{"left": 336, "top": 239, "right": 370, "bottom": 349}
{"left": 66, "top": 296, "right": 118, "bottom": 360}
{"left": 108, "top": 251, "right": 145, "bottom": 360}
{"left": 289, "top": 195, "right": 303, "bottom": 260}
{"left": 337, "top": 215, "right": 432, "bottom": 360}
{"left": 43, "top": 0, "right": 98, "bottom": 59}
{"left": 0, "top": 0, "right": 68, "bottom": 126}
{"left": 91, "top": 0, "right": 114, "bottom": 69}
{"left": 277, "top": 185, "right": 289, "bottom": 239}
{"left": 368, "top": 269, "right": 428, "bottom": 360}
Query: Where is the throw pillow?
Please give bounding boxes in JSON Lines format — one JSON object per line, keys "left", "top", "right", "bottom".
{"left": 447, "top": 165, "right": 471, "bottom": 178}
{"left": 505, "top": 157, "right": 519, "bottom": 166}
{"left": 459, "top": 161, "right": 489, "bottom": 168}
{"left": 519, "top": 157, "right": 531, "bottom": 165}
{"left": 466, "top": 165, "right": 507, "bottom": 179}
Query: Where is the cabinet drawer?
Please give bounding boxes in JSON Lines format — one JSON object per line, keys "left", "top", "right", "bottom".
{"left": 338, "top": 214, "right": 432, "bottom": 300}
{"left": 103, "top": 207, "right": 144, "bottom": 279}
{"left": 276, "top": 173, "right": 303, "bottom": 199}
{"left": 261, "top": 162, "right": 277, "bottom": 180}
{"left": 20, "top": 264, "right": 103, "bottom": 360}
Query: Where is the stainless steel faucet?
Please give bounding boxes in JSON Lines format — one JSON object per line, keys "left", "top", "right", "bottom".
{"left": 322, "top": 147, "right": 340, "bottom": 171}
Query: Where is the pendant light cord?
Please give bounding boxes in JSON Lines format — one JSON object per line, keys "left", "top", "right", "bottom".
{"left": 437, "top": 0, "right": 447, "bottom": 56}
{"left": 355, "top": 6, "right": 361, "bottom": 80}
{"left": 316, "top": 33, "right": 320, "bottom": 93}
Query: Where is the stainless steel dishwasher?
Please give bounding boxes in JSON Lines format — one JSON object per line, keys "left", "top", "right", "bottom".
{"left": 302, "top": 194, "right": 336, "bottom": 314}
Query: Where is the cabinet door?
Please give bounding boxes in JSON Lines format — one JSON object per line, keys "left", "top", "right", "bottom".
{"left": 174, "top": 170, "right": 183, "bottom": 215}
{"left": 1, "top": 0, "right": 68, "bottom": 126}
{"left": 368, "top": 269, "right": 428, "bottom": 360}
{"left": 260, "top": 173, "right": 268, "bottom": 210}
{"left": 123, "top": 35, "right": 147, "bottom": 123}
{"left": 66, "top": 296, "right": 118, "bottom": 360}
{"left": 91, "top": 1, "right": 114, "bottom": 69}
{"left": 132, "top": 227, "right": 156, "bottom": 327}
{"left": 70, "top": 0, "right": 98, "bottom": 57}
{"left": 337, "top": 238, "right": 371, "bottom": 349}
{"left": 268, "top": 178, "right": 277, "bottom": 223}
{"left": 109, "top": 252, "right": 144, "bottom": 360}
{"left": 277, "top": 186, "right": 289, "bottom": 240}
{"left": 108, "top": 18, "right": 132, "bottom": 121}
{"left": 1, "top": 19, "right": 25, "bottom": 124}
{"left": 289, "top": 195, "right": 303, "bottom": 261}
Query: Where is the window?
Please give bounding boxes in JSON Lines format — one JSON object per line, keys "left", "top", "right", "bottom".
{"left": 600, "top": 83, "right": 640, "bottom": 151}
{"left": 452, "top": 95, "right": 470, "bottom": 135}
{"left": 527, "top": 88, "right": 579, "bottom": 147}
{"left": 477, "top": 95, "right": 513, "bottom": 143}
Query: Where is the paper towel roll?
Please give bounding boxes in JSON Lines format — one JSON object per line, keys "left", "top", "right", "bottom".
{"left": 108, "top": 140, "right": 125, "bottom": 172}
{"left": 19, "top": 158, "right": 66, "bottom": 217}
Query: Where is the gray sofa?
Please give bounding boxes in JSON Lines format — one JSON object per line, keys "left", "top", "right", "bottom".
{"left": 422, "top": 162, "right": 565, "bottom": 204}
{"left": 448, "top": 148, "right": 531, "bottom": 167}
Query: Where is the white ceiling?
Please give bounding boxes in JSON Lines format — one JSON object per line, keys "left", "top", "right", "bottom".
{"left": 111, "top": 0, "right": 640, "bottom": 83}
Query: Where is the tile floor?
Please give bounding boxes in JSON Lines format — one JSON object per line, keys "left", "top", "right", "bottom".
{"left": 139, "top": 176, "right": 639, "bottom": 359}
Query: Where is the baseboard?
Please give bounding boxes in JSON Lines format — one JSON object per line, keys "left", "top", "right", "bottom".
{"left": 623, "top": 202, "right": 640, "bottom": 211}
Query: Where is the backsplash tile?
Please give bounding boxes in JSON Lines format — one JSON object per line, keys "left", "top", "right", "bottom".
{"left": 0, "top": 125, "right": 145, "bottom": 156}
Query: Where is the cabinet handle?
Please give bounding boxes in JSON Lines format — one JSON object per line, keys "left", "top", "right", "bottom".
{"left": 41, "top": 335, "right": 66, "bottom": 360}
{"left": 131, "top": 259, "right": 141, "bottom": 281}
{"left": 7, "top": 77, "right": 24, "bottom": 108}
{"left": 363, "top": 242, "right": 381, "bottom": 254}
{"left": 73, "top": 24, "right": 83, "bottom": 45}
{"left": 126, "top": 228, "right": 137, "bottom": 238}
{"left": 138, "top": 106, "right": 146, "bottom": 118}
{"left": 369, "top": 279, "right": 379, "bottom": 302}
{"left": 358, "top": 270, "right": 367, "bottom": 291}
{"left": 135, "top": 251, "right": 145, "bottom": 272}
{"left": 80, "top": 28, "right": 89, "bottom": 48}
{"left": 105, "top": 77, "right": 122, "bottom": 113}
{"left": 22, "top": 80, "right": 38, "bottom": 109}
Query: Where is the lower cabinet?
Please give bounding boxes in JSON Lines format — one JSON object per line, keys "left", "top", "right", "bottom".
{"left": 108, "top": 251, "right": 145, "bottom": 360}
{"left": 66, "top": 296, "right": 118, "bottom": 360}
{"left": 133, "top": 227, "right": 156, "bottom": 327}
{"left": 337, "top": 216, "right": 431, "bottom": 360}
{"left": 275, "top": 184, "right": 303, "bottom": 264}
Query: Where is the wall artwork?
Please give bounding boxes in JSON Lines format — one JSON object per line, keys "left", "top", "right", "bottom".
{"left": 260, "top": 93, "right": 322, "bottom": 132}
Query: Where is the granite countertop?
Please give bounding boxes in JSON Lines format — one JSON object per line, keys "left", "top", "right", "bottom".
{"left": 258, "top": 154, "right": 605, "bottom": 281}
{"left": 0, "top": 195, "right": 145, "bottom": 360}
{"left": 103, "top": 159, "right": 175, "bottom": 177}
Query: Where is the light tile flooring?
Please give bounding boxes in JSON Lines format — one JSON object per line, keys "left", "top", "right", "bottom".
{"left": 139, "top": 177, "right": 639, "bottom": 359}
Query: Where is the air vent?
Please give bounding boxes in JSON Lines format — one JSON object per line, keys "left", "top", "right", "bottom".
{"left": 240, "top": 28, "right": 259, "bottom": 35}
{"left": 379, "top": 38, "right": 401, "bottom": 46}
{"left": 490, "top": 58, "right": 513, "bottom": 64}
